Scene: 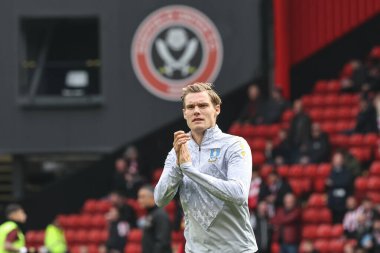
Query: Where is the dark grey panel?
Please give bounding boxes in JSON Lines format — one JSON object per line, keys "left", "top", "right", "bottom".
{"left": 0, "top": 0, "right": 262, "bottom": 153}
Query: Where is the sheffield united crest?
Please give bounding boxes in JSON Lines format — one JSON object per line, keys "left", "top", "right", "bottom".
{"left": 131, "top": 5, "right": 223, "bottom": 101}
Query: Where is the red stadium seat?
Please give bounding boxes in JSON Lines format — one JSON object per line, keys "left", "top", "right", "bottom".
{"left": 88, "top": 229, "right": 104, "bottom": 244}
{"left": 304, "top": 164, "right": 318, "bottom": 178}
{"left": 330, "top": 134, "right": 349, "bottom": 147}
{"left": 228, "top": 123, "right": 242, "bottom": 136}
{"left": 281, "top": 109, "right": 294, "bottom": 122}
{"left": 326, "top": 80, "right": 341, "bottom": 93}
{"left": 75, "top": 229, "right": 88, "bottom": 244}
{"left": 289, "top": 179, "right": 304, "bottom": 197}
{"left": 317, "top": 163, "right": 331, "bottom": 178}
{"left": 314, "top": 239, "right": 329, "bottom": 253}
{"left": 364, "top": 133, "right": 378, "bottom": 147}
{"left": 314, "top": 80, "right": 329, "bottom": 94}
{"left": 302, "top": 225, "right": 318, "bottom": 240}
{"left": 128, "top": 229, "right": 143, "bottom": 243}
{"left": 240, "top": 124, "right": 255, "bottom": 138}
{"left": 288, "top": 165, "right": 304, "bottom": 179}
{"left": 354, "top": 176, "right": 368, "bottom": 193}
{"left": 308, "top": 194, "right": 327, "bottom": 208}
{"left": 331, "top": 224, "right": 344, "bottom": 238}
{"left": 260, "top": 164, "right": 273, "bottom": 179}
{"left": 78, "top": 214, "right": 92, "bottom": 228}
{"left": 82, "top": 199, "right": 98, "bottom": 214}
{"left": 309, "top": 108, "right": 324, "bottom": 122}
{"left": 367, "top": 177, "right": 380, "bottom": 191}
{"left": 151, "top": 167, "right": 163, "bottom": 185}
{"left": 303, "top": 208, "right": 319, "bottom": 224}
{"left": 310, "top": 95, "right": 325, "bottom": 107}
{"left": 322, "top": 108, "right": 338, "bottom": 121}
{"left": 324, "top": 94, "right": 340, "bottom": 107}
{"left": 348, "top": 134, "right": 364, "bottom": 147}
{"left": 319, "top": 208, "right": 333, "bottom": 224}
{"left": 349, "top": 147, "right": 371, "bottom": 162}
{"left": 271, "top": 242, "right": 280, "bottom": 253}
{"left": 267, "top": 124, "right": 281, "bottom": 139}
{"left": 329, "top": 240, "right": 344, "bottom": 253}
{"left": 125, "top": 243, "right": 142, "bottom": 253}
{"left": 314, "top": 178, "right": 327, "bottom": 192}
{"left": 370, "top": 162, "right": 380, "bottom": 176}
{"left": 276, "top": 165, "right": 288, "bottom": 178}
{"left": 316, "top": 224, "right": 332, "bottom": 239}
{"left": 320, "top": 122, "right": 336, "bottom": 134}
{"left": 249, "top": 138, "right": 266, "bottom": 152}
{"left": 252, "top": 152, "right": 266, "bottom": 166}
{"left": 336, "top": 107, "right": 352, "bottom": 120}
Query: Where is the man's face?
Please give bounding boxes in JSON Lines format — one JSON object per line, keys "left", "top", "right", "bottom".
{"left": 10, "top": 209, "right": 27, "bottom": 223}
{"left": 137, "top": 189, "right": 153, "bottom": 209}
{"left": 183, "top": 91, "right": 220, "bottom": 134}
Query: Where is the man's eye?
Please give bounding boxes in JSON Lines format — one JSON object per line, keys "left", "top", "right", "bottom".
{"left": 199, "top": 104, "right": 208, "bottom": 108}
{"left": 187, "top": 105, "right": 195, "bottom": 109}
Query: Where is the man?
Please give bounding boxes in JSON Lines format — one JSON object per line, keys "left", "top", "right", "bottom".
{"left": 154, "top": 82, "right": 258, "bottom": 252}
{"left": 104, "top": 191, "right": 136, "bottom": 253}
{"left": 0, "top": 204, "right": 27, "bottom": 253}
{"left": 44, "top": 217, "right": 67, "bottom": 253}
{"left": 271, "top": 193, "right": 301, "bottom": 253}
{"left": 138, "top": 185, "right": 172, "bottom": 253}
{"left": 327, "top": 151, "right": 353, "bottom": 223}
{"left": 250, "top": 201, "right": 272, "bottom": 253}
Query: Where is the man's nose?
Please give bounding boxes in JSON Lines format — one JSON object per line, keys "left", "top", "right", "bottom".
{"left": 193, "top": 106, "right": 200, "bottom": 114}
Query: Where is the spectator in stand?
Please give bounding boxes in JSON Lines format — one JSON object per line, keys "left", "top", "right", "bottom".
{"left": 341, "top": 60, "right": 369, "bottom": 93}
{"left": 271, "top": 193, "right": 302, "bottom": 253}
{"left": 248, "top": 169, "right": 262, "bottom": 212}
{"left": 360, "top": 218, "right": 380, "bottom": 253}
{"left": 341, "top": 148, "right": 362, "bottom": 178}
{"left": 343, "top": 196, "right": 361, "bottom": 239}
{"left": 259, "top": 171, "right": 293, "bottom": 216}
{"left": 270, "top": 129, "right": 292, "bottom": 165}
{"left": 138, "top": 185, "right": 172, "bottom": 253}
{"left": 250, "top": 201, "right": 272, "bottom": 253}
{"left": 305, "top": 122, "right": 331, "bottom": 164}
{"left": 113, "top": 158, "right": 127, "bottom": 194}
{"left": 122, "top": 146, "right": 146, "bottom": 198}
{"left": 236, "top": 84, "right": 266, "bottom": 125}
{"left": 287, "top": 100, "right": 312, "bottom": 163}
{"left": 327, "top": 151, "right": 353, "bottom": 224}
{"left": 263, "top": 87, "right": 290, "bottom": 125}
{"left": 354, "top": 96, "right": 378, "bottom": 134}
{"left": 357, "top": 198, "right": 375, "bottom": 229}
{"left": 112, "top": 146, "right": 146, "bottom": 198}
{"left": 104, "top": 191, "right": 136, "bottom": 253}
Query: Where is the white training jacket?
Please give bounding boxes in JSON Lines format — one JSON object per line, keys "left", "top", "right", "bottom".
{"left": 154, "top": 125, "right": 258, "bottom": 253}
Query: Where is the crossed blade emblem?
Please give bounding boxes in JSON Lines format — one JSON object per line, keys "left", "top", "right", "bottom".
{"left": 155, "top": 28, "right": 199, "bottom": 77}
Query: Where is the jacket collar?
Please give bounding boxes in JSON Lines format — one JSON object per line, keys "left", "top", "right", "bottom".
{"left": 189, "top": 124, "right": 221, "bottom": 147}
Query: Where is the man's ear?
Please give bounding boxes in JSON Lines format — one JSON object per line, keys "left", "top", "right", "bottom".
{"left": 215, "top": 104, "right": 221, "bottom": 115}
{"left": 183, "top": 108, "right": 186, "bottom": 119}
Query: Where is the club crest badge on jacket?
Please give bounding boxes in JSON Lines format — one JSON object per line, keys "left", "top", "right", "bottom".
{"left": 208, "top": 148, "right": 221, "bottom": 162}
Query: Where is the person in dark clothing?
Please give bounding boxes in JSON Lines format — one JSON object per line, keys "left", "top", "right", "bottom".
{"left": 237, "top": 84, "right": 266, "bottom": 125}
{"left": 259, "top": 171, "right": 293, "bottom": 214}
{"left": 327, "top": 151, "right": 353, "bottom": 224}
{"left": 361, "top": 219, "right": 380, "bottom": 253}
{"left": 287, "top": 100, "right": 312, "bottom": 163}
{"left": 271, "top": 193, "right": 302, "bottom": 253}
{"left": 305, "top": 123, "right": 331, "bottom": 164}
{"left": 271, "top": 129, "right": 292, "bottom": 165}
{"left": 104, "top": 191, "right": 136, "bottom": 253}
{"left": 251, "top": 201, "right": 272, "bottom": 253}
{"left": 263, "top": 87, "right": 290, "bottom": 125}
{"left": 354, "top": 97, "right": 378, "bottom": 134}
{"left": 138, "top": 185, "right": 172, "bottom": 253}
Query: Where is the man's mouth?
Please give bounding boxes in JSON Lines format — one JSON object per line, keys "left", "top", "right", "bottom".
{"left": 192, "top": 118, "right": 203, "bottom": 122}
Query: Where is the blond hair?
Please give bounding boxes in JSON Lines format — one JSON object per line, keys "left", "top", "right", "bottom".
{"left": 181, "top": 82, "right": 222, "bottom": 108}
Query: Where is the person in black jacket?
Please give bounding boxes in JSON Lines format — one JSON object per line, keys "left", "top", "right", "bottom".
{"left": 327, "top": 151, "right": 353, "bottom": 224}
{"left": 250, "top": 201, "right": 272, "bottom": 253}
{"left": 104, "top": 191, "right": 136, "bottom": 253}
{"left": 138, "top": 185, "right": 172, "bottom": 253}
